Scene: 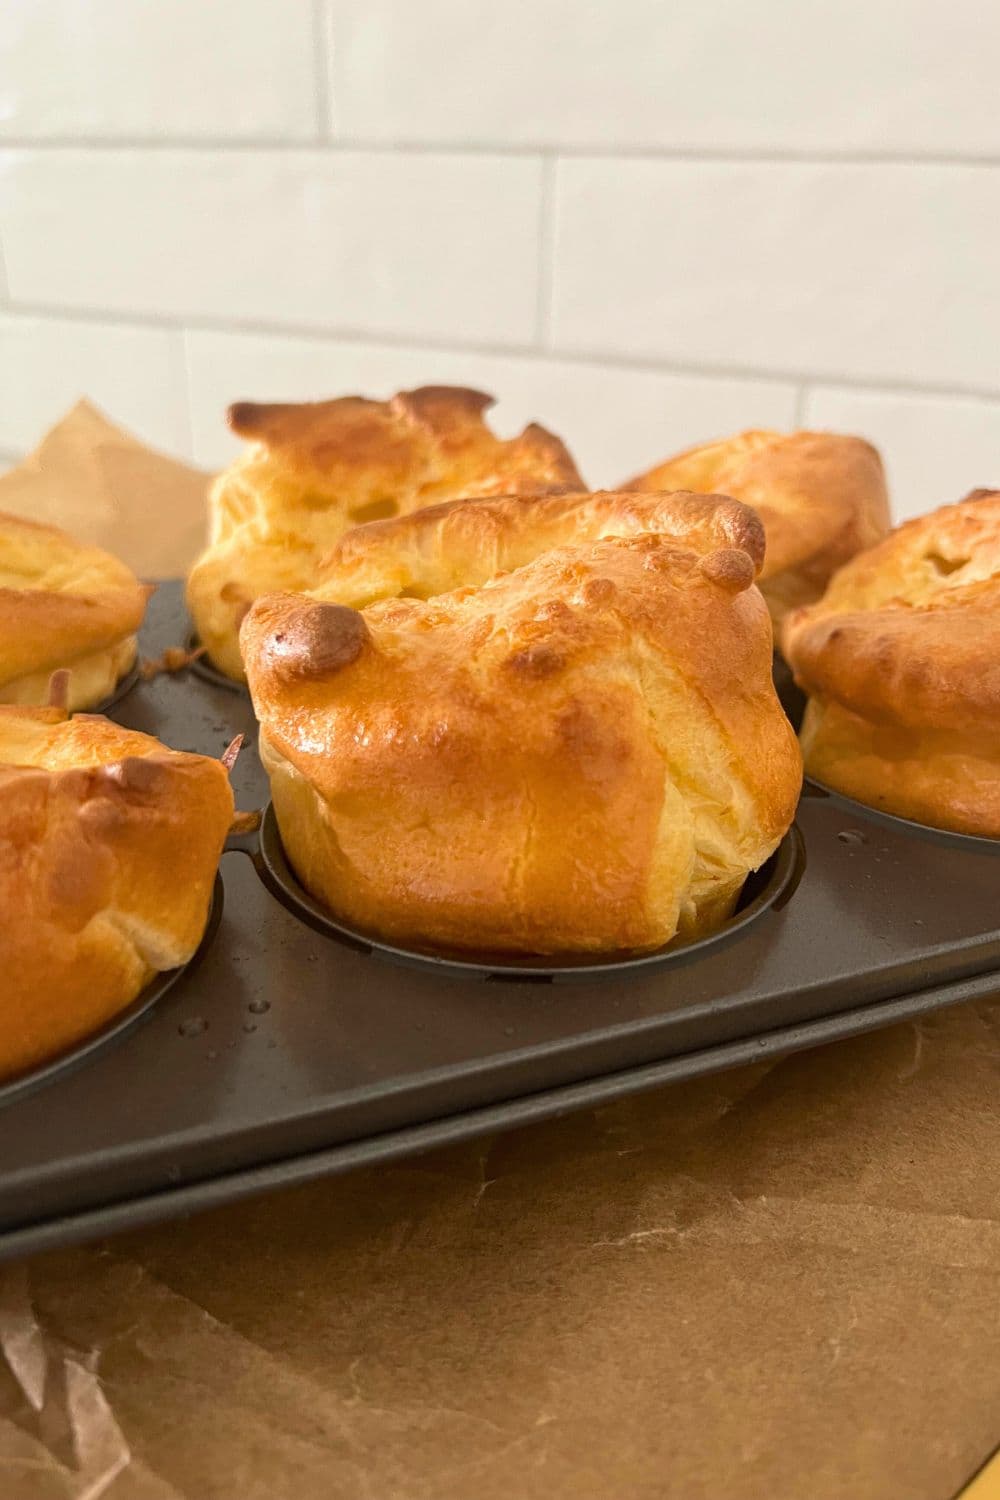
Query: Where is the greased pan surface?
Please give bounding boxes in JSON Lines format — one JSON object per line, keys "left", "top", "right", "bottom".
{"left": 0, "top": 583, "right": 998, "bottom": 1259}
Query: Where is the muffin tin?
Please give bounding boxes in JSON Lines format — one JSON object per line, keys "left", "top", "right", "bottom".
{"left": 1, "top": 582, "right": 998, "bottom": 1262}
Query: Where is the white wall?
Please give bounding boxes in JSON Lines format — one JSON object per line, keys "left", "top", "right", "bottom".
{"left": 1, "top": 0, "right": 998, "bottom": 518}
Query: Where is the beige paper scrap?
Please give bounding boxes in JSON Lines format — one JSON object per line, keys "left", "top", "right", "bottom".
{"left": 0, "top": 400, "right": 209, "bottom": 578}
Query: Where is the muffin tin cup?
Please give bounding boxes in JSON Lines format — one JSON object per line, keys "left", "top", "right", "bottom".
{"left": 250, "top": 802, "right": 806, "bottom": 983}
{"left": 1, "top": 582, "right": 998, "bottom": 1261}
{"left": 95, "top": 659, "right": 141, "bottom": 714}
{"left": 803, "top": 777, "right": 1000, "bottom": 854}
{"left": 185, "top": 630, "right": 251, "bottom": 695}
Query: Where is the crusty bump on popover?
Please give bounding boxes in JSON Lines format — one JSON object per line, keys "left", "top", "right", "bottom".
{"left": 243, "top": 596, "right": 370, "bottom": 682}
{"left": 504, "top": 644, "right": 566, "bottom": 680}
{"left": 688, "top": 495, "right": 766, "bottom": 573}
{"left": 623, "top": 430, "right": 890, "bottom": 626}
{"left": 698, "top": 548, "right": 758, "bottom": 593}
{"left": 581, "top": 576, "right": 617, "bottom": 605}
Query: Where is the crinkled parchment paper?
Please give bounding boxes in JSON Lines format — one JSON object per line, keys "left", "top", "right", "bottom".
{"left": 0, "top": 401, "right": 208, "bottom": 577}
{"left": 1, "top": 410, "right": 999, "bottom": 1500}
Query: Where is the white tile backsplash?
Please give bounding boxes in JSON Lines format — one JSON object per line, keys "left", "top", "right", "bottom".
{"left": 184, "top": 327, "right": 798, "bottom": 480}
{"left": 0, "top": 0, "right": 318, "bottom": 141}
{"left": 0, "top": 312, "right": 192, "bottom": 457}
{"left": 804, "top": 386, "right": 1000, "bottom": 522}
{"left": 550, "top": 159, "right": 1000, "bottom": 392}
{"left": 327, "top": 0, "right": 1000, "bottom": 156}
{"left": 0, "top": 0, "right": 997, "bottom": 523}
{"left": 0, "top": 150, "right": 543, "bottom": 347}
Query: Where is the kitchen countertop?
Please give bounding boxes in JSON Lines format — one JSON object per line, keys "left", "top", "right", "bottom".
{"left": 4, "top": 997, "right": 1000, "bottom": 1500}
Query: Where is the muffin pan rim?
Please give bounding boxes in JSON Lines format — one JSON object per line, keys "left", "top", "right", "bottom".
{"left": 185, "top": 629, "right": 250, "bottom": 695}
{"left": 0, "top": 963, "right": 992, "bottom": 1268}
{"left": 95, "top": 658, "right": 141, "bottom": 714}
{"left": 803, "top": 775, "right": 1000, "bottom": 854}
{"left": 251, "top": 801, "right": 807, "bottom": 982}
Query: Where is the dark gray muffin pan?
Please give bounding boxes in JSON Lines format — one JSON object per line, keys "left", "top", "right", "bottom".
{"left": 0, "top": 582, "right": 997, "bottom": 1261}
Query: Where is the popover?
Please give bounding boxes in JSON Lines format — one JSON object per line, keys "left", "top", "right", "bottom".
{"left": 0, "top": 510, "right": 148, "bottom": 711}
{"left": 0, "top": 704, "right": 234, "bottom": 1079}
{"left": 782, "top": 488, "right": 1000, "bottom": 836}
{"left": 187, "top": 386, "right": 581, "bottom": 679}
{"left": 243, "top": 526, "right": 802, "bottom": 956}
{"left": 624, "top": 429, "right": 890, "bottom": 626}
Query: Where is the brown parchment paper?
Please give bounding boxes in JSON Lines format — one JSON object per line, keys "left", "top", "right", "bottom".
{"left": 0, "top": 401, "right": 209, "bottom": 577}
{"left": 1, "top": 409, "right": 1000, "bottom": 1500}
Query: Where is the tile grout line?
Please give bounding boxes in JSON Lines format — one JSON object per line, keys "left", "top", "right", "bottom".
{"left": 312, "top": 0, "right": 333, "bottom": 142}
{"left": 533, "top": 155, "right": 557, "bottom": 349}
{"left": 1, "top": 138, "right": 1000, "bottom": 167}
{"left": 3, "top": 299, "right": 1000, "bottom": 408}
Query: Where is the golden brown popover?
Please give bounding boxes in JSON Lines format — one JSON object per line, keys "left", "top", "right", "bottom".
{"left": 0, "top": 511, "right": 149, "bottom": 710}
{"left": 0, "top": 705, "right": 234, "bottom": 1080}
{"left": 623, "top": 430, "right": 890, "bottom": 626}
{"left": 242, "top": 527, "right": 802, "bottom": 956}
{"left": 187, "top": 386, "right": 581, "bottom": 680}
{"left": 782, "top": 489, "right": 1000, "bottom": 837}
{"left": 310, "top": 487, "right": 765, "bottom": 610}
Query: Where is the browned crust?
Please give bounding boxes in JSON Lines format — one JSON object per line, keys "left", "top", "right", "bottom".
{"left": 0, "top": 707, "right": 234, "bottom": 1079}
{"left": 0, "top": 510, "right": 148, "bottom": 699}
{"left": 785, "top": 602, "right": 1000, "bottom": 734}
{"left": 229, "top": 385, "right": 490, "bottom": 445}
{"left": 256, "top": 598, "right": 370, "bottom": 680}
{"left": 782, "top": 489, "right": 1000, "bottom": 835}
{"left": 797, "top": 698, "right": 1000, "bottom": 837}
{"left": 187, "top": 386, "right": 582, "bottom": 680}
{"left": 697, "top": 548, "right": 758, "bottom": 592}
{"left": 242, "top": 533, "right": 801, "bottom": 955}
{"left": 623, "top": 430, "right": 890, "bottom": 624}
{"left": 310, "top": 488, "right": 766, "bottom": 611}
{"left": 224, "top": 387, "right": 579, "bottom": 487}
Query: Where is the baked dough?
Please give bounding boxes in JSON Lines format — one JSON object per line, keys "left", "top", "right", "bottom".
{"left": 310, "top": 487, "right": 765, "bottom": 610}
{"left": 0, "top": 511, "right": 149, "bottom": 710}
{"left": 0, "top": 705, "right": 234, "bottom": 1079}
{"left": 782, "top": 489, "right": 1000, "bottom": 836}
{"left": 187, "top": 386, "right": 581, "bottom": 680}
{"left": 242, "top": 530, "right": 802, "bottom": 956}
{"left": 623, "top": 430, "right": 890, "bottom": 626}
